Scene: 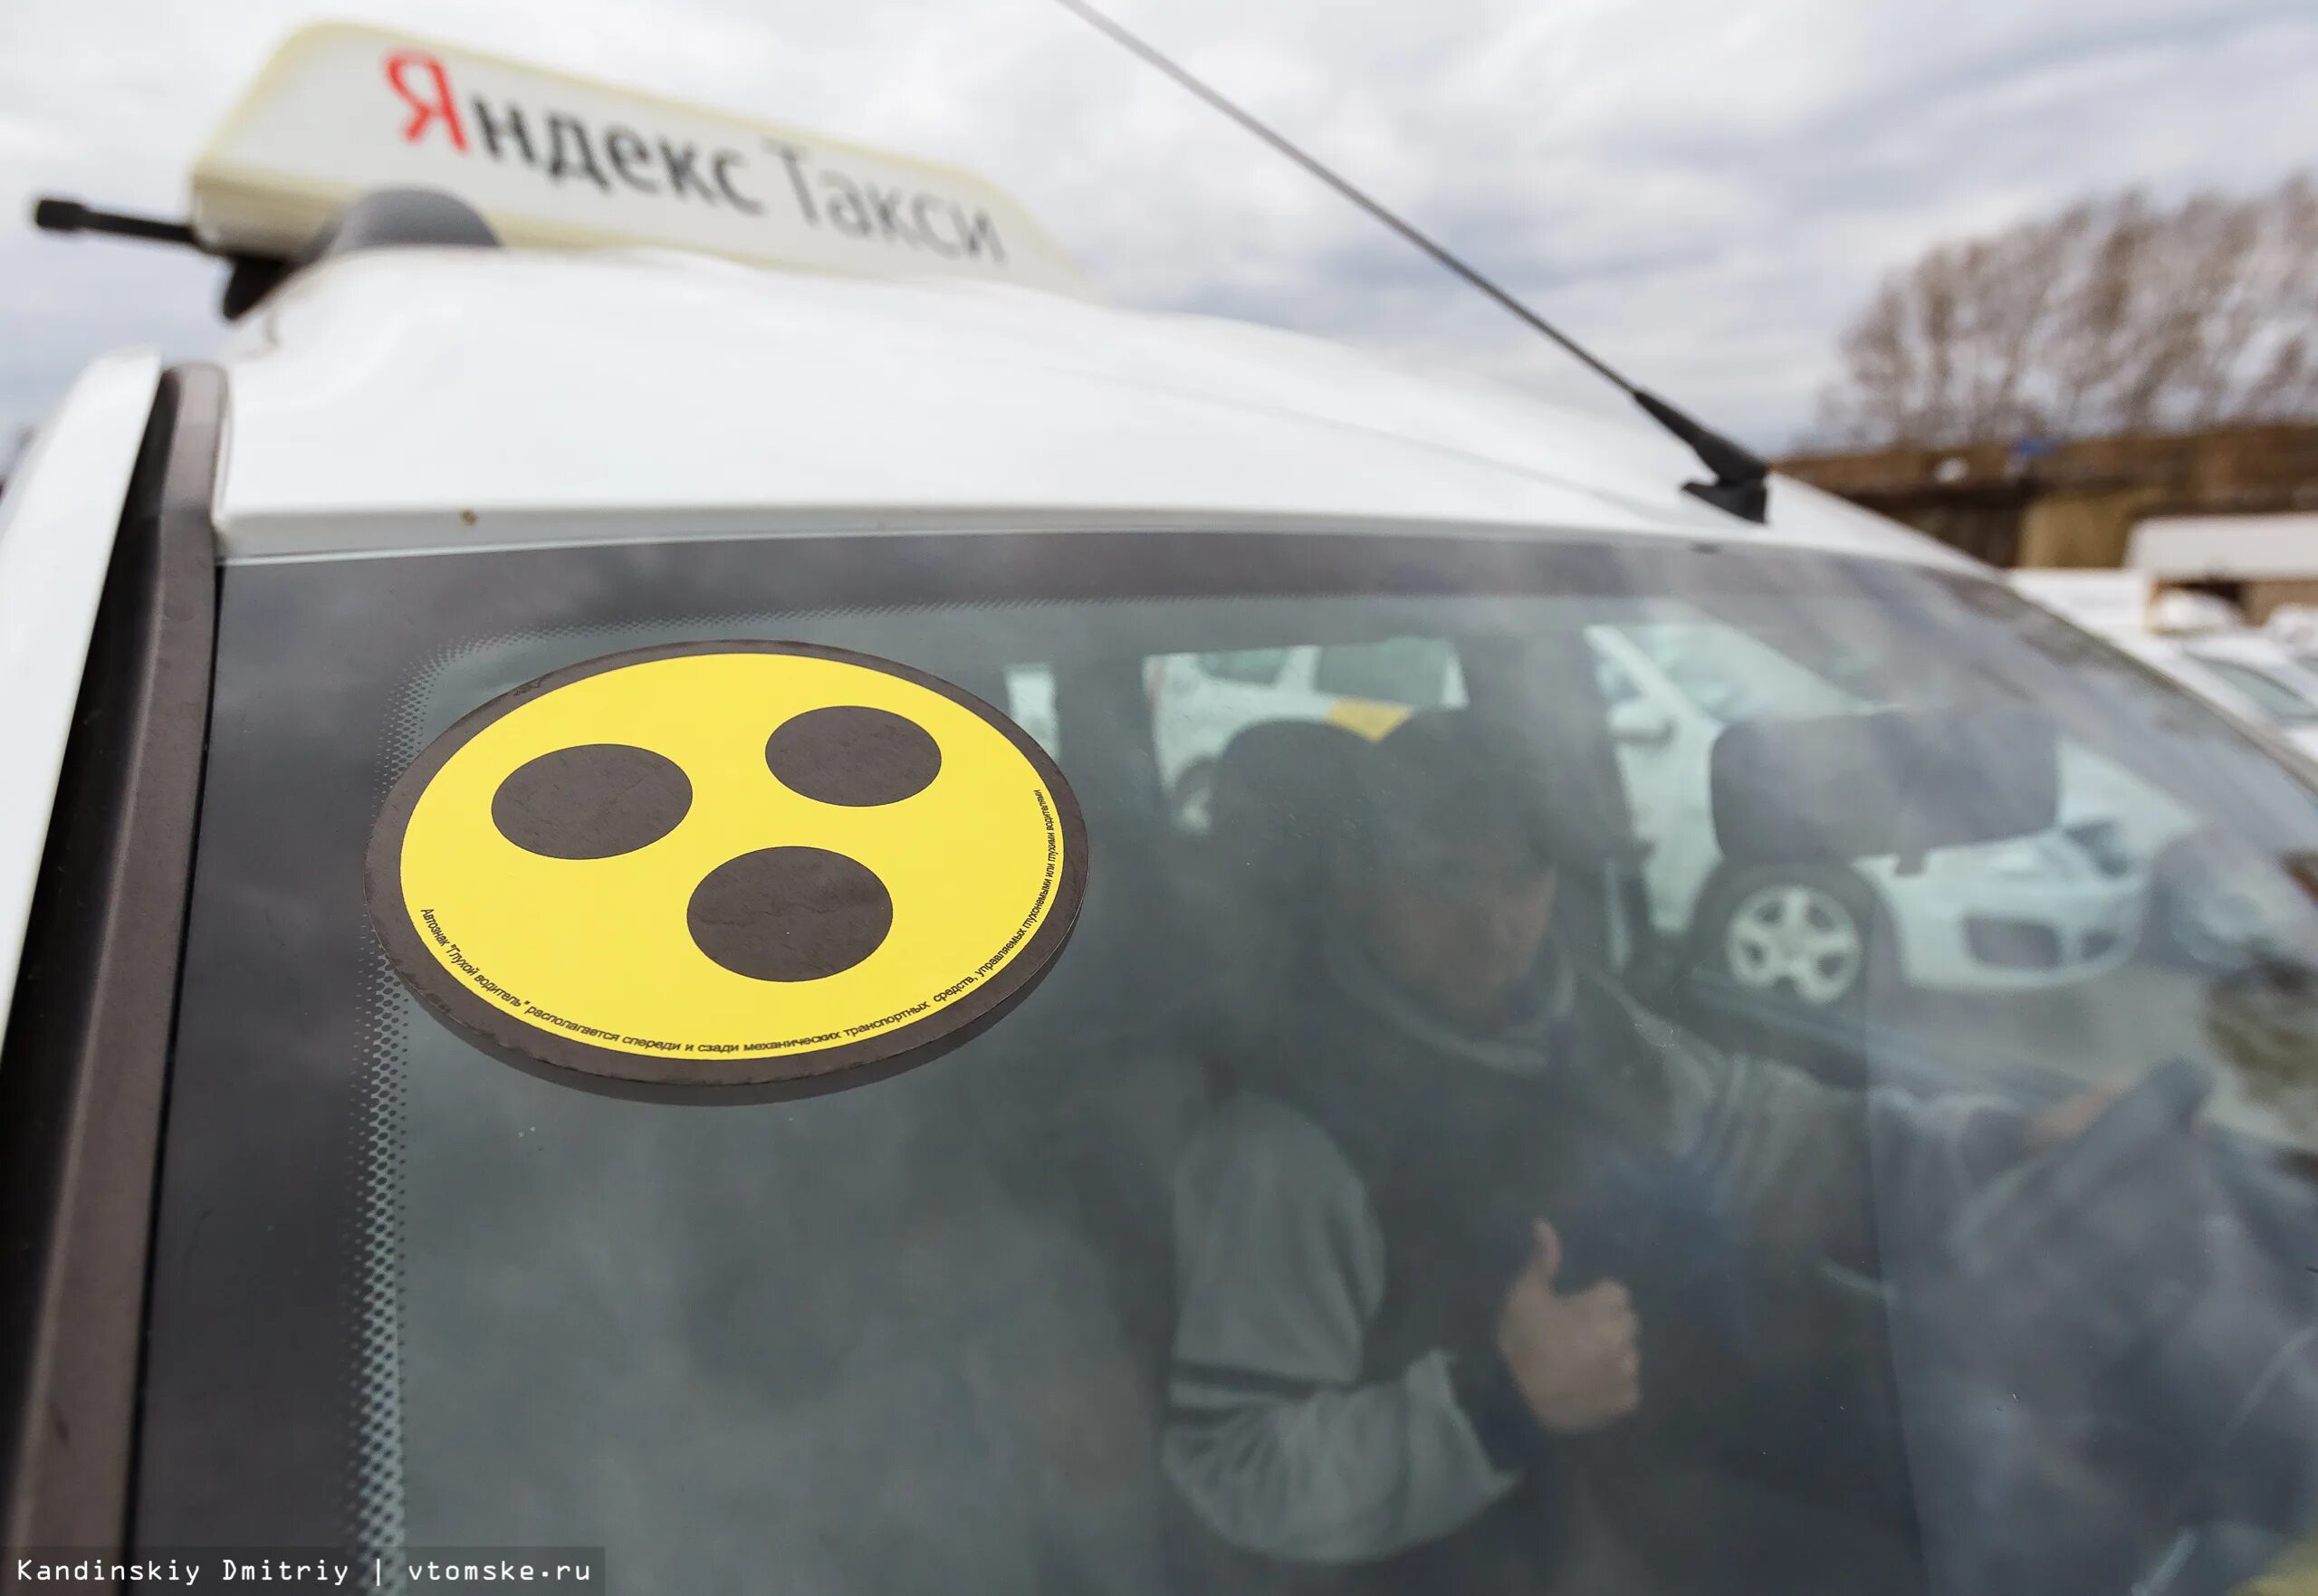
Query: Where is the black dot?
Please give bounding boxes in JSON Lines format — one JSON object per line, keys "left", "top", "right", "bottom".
{"left": 492, "top": 744, "right": 691, "bottom": 859}
{"left": 688, "top": 846, "right": 894, "bottom": 982}
{"left": 766, "top": 705, "right": 941, "bottom": 807}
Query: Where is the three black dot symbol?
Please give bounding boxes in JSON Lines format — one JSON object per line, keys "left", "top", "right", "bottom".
{"left": 488, "top": 706, "right": 943, "bottom": 982}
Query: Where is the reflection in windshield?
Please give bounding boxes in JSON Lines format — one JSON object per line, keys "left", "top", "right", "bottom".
{"left": 1614, "top": 620, "right": 1859, "bottom": 722}
{"left": 147, "top": 533, "right": 2318, "bottom": 1594}
{"left": 2193, "top": 654, "right": 2318, "bottom": 724}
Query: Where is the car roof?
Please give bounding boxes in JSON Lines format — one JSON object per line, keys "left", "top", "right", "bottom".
{"left": 208, "top": 245, "right": 1974, "bottom": 569}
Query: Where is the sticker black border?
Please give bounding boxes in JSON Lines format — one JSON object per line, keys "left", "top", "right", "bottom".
{"left": 362, "top": 638, "right": 1090, "bottom": 1102}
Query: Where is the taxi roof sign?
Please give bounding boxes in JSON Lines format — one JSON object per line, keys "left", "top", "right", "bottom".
{"left": 189, "top": 22, "right": 1093, "bottom": 298}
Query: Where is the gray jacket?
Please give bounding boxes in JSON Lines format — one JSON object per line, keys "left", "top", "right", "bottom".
{"left": 1162, "top": 928, "right": 2028, "bottom": 1565}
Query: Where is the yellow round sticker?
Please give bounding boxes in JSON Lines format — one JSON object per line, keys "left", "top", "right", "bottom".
{"left": 365, "top": 642, "right": 1087, "bottom": 1098}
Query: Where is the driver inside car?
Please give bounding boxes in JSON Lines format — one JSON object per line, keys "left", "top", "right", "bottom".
{"left": 1161, "top": 708, "right": 2123, "bottom": 1593}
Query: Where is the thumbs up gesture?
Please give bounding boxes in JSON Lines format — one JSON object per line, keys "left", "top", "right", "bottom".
{"left": 1494, "top": 1220, "right": 1643, "bottom": 1435}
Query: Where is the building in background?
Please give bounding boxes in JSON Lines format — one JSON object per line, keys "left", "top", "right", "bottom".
{"left": 1778, "top": 422, "right": 2318, "bottom": 603}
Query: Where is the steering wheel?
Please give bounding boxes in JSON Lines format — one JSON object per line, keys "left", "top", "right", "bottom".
{"left": 1935, "top": 1059, "right": 2215, "bottom": 1282}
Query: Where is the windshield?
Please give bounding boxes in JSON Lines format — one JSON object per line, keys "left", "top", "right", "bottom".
{"left": 144, "top": 530, "right": 2318, "bottom": 1594}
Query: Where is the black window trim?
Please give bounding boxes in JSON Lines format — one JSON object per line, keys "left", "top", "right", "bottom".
{"left": 0, "top": 363, "right": 223, "bottom": 1559}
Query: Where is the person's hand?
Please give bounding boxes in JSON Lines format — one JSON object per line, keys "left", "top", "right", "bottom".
{"left": 1493, "top": 1219, "right": 1642, "bottom": 1435}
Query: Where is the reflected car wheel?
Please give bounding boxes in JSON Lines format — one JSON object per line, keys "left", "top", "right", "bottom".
{"left": 1694, "top": 865, "right": 1880, "bottom": 1011}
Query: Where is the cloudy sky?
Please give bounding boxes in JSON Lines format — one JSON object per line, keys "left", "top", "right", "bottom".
{"left": 3, "top": 0, "right": 2313, "bottom": 454}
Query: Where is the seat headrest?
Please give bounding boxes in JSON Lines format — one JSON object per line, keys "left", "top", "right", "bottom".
{"left": 1207, "top": 721, "right": 1370, "bottom": 894}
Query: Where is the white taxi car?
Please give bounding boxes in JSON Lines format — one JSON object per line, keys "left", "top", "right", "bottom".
{"left": 6, "top": 22, "right": 2318, "bottom": 1596}
{"left": 1154, "top": 627, "right": 2144, "bottom": 1008}
{"left": 2128, "top": 632, "right": 2318, "bottom": 761}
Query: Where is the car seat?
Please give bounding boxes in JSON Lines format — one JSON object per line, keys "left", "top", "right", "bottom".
{"left": 1180, "top": 720, "right": 1371, "bottom": 1061}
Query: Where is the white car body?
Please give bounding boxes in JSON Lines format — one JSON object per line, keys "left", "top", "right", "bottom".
{"left": 0, "top": 244, "right": 1974, "bottom": 1018}
{"left": 2006, "top": 572, "right": 2318, "bottom": 761}
{"left": 1583, "top": 626, "right": 2146, "bottom": 994}
{"left": 2263, "top": 603, "right": 2318, "bottom": 668}
{"left": 1150, "top": 626, "right": 2146, "bottom": 997}
{"left": 2116, "top": 633, "right": 2318, "bottom": 762}
{"left": 0, "top": 351, "right": 165, "bottom": 1044}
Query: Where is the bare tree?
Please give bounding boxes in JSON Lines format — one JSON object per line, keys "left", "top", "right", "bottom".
{"left": 1814, "top": 172, "right": 2318, "bottom": 448}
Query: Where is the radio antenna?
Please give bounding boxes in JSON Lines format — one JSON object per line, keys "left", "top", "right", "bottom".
{"left": 1049, "top": 0, "right": 1769, "bottom": 522}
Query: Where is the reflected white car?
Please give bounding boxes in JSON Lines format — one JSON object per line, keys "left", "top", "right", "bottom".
{"left": 1586, "top": 625, "right": 2145, "bottom": 1006}
{"left": 2118, "top": 632, "right": 2318, "bottom": 762}
{"left": 1151, "top": 631, "right": 2149, "bottom": 1008}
